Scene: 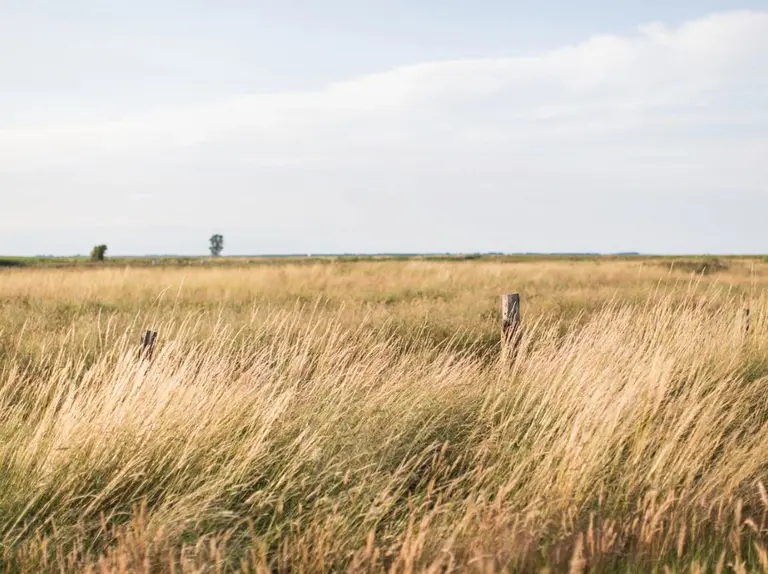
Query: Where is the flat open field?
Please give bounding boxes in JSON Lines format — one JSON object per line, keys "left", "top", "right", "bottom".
{"left": 1, "top": 257, "right": 768, "bottom": 572}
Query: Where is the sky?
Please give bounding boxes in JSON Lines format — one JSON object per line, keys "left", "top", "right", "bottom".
{"left": 1, "top": 1, "right": 767, "bottom": 256}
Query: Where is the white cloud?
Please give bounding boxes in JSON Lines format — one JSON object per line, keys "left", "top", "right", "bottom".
{"left": 1, "top": 9, "right": 766, "bottom": 173}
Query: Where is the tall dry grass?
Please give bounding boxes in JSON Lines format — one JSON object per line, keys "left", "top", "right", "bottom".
{"left": 0, "top": 260, "right": 767, "bottom": 571}
{"left": 1, "top": 258, "right": 766, "bottom": 361}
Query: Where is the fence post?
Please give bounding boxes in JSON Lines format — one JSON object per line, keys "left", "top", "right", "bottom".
{"left": 745, "top": 307, "right": 751, "bottom": 338}
{"left": 140, "top": 330, "right": 158, "bottom": 361}
{"left": 502, "top": 293, "right": 522, "bottom": 355}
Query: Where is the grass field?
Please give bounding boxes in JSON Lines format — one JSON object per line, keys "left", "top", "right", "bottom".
{"left": 1, "top": 256, "right": 768, "bottom": 572}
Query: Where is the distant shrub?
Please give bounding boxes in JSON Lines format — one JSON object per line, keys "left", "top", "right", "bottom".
{"left": 209, "top": 234, "right": 224, "bottom": 257}
{"left": 90, "top": 245, "right": 108, "bottom": 262}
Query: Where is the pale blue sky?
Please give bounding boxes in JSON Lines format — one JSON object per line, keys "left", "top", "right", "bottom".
{"left": 1, "top": 1, "right": 767, "bottom": 255}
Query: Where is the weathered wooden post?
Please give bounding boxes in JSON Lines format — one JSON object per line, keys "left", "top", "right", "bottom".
{"left": 140, "top": 330, "right": 158, "bottom": 361}
{"left": 502, "top": 293, "right": 522, "bottom": 356}
{"left": 745, "top": 307, "right": 751, "bottom": 336}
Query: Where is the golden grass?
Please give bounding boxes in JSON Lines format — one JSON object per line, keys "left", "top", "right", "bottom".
{"left": 1, "top": 258, "right": 768, "bottom": 572}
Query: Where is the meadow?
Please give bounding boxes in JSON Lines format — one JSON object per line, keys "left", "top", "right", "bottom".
{"left": 1, "top": 256, "right": 768, "bottom": 572}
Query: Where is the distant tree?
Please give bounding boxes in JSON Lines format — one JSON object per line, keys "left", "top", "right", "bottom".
{"left": 90, "top": 244, "right": 108, "bottom": 262}
{"left": 209, "top": 234, "right": 224, "bottom": 257}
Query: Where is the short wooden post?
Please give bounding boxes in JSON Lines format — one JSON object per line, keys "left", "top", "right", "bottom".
{"left": 140, "top": 330, "right": 158, "bottom": 360}
{"left": 745, "top": 308, "right": 751, "bottom": 336}
{"left": 502, "top": 293, "right": 522, "bottom": 355}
